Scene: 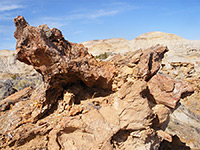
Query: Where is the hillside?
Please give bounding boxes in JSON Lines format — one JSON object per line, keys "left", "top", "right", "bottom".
{"left": 81, "top": 38, "right": 131, "bottom": 55}
{"left": 82, "top": 31, "right": 200, "bottom": 63}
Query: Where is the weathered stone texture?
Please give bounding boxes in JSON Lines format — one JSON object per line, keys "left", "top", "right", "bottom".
{"left": 0, "top": 16, "right": 197, "bottom": 150}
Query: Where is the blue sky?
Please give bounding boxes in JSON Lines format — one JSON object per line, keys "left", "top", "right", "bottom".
{"left": 0, "top": 0, "right": 200, "bottom": 50}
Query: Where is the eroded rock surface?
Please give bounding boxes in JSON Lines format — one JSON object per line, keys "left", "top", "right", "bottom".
{"left": 147, "top": 74, "right": 194, "bottom": 108}
{"left": 160, "top": 61, "right": 200, "bottom": 149}
{"left": 0, "top": 16, "right": 196, "bottom": 150}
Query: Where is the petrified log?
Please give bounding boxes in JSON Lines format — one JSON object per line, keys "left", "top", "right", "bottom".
{"left": 13, "top": 16, "right": 116, "bottom": 120}
{"left": 14, "top": 16, "right": 115, "bottom": 89}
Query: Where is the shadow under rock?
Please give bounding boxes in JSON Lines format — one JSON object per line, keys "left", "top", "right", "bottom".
{"left": 159, "top": 135, "right": 191, "bottom": 150}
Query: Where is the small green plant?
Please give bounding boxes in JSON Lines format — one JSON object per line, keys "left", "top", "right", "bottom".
{"left": 95, "top": 52, "right": 109, "bottom": 60}
{"left": 11, "top": 74, "right": 18, "bottom": 80}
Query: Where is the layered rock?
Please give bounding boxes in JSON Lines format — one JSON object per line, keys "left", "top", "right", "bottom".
{"left": 160, "top": 61, "right": 200, "bottom": 149}
{"left": 130, "top": 31, "right": 200, "bottom": 64}
{"left": 0, "top": 16, "right": 196, "bottom": 150}
{"left": 110, "top": 45, "right": 168, "bottom": 82}
{"left": 0, "top": 50, "right": 42, "bottom": 100}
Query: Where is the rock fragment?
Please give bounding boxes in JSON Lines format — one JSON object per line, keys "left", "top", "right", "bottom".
{"left": 147, "top": 74, "right": 194, "bottom": 108}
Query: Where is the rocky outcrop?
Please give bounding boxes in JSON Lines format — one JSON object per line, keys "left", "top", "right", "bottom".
{"left": 110, "top": 45, "right": 168, "bottom": 82}
{"left": 0, "top": 16, "right": 196, "bottom": 150}
{"left": 0, "top": 86, "right": 33, "bottom": 112}
{"left": 82, "top": 31, "right": 200, "bottom": 149}
{"left": 160, "top": 61, "right": 200, "bottom": 149}
{"left": 13, "top": 15, "right": 116, "bottom": 122}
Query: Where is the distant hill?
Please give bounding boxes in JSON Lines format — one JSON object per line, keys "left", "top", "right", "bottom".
{"left": 81, "top": 38, "right": 131, "bottom": 55}
{"left": 132, "top": 31, "right": 186, "bottom": 41}
{"left": 82, "top": 31, "right": 200, "bottom": 63}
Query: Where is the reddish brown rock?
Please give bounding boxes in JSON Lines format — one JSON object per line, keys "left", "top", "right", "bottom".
{"left": 111, "top": 45, "right": 168, "bottom": 81}
{"left": 14, "top": 16, "right": 115, "bottom": 89}
{"left": 0, "top": 16, "right": 117, "bottom": 149}
{"left": 147, "top": 74, "right": 194, "bottom": 108}
{"left": 69, "top": 105, "right": 83, "bottom": 116}
{"left": 13, "top": 15, "right": 116, "bottom": 121}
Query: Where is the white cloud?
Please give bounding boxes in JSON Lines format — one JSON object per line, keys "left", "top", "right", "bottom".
{"left": 28, "top": 1, "right": 138, "bottom": 30}
{"left": 70, "top": 9, "right": 120, "bottom": 20}
{"left": 0, "top": 0, "right": 25, "bottom": 12}
{"left": 0, "top": 0, "right": 25, "bottom": 21}
{"left": 71, "top": 30, "right": 84, "bottom": 35}
{"left": 34, "top": 8, "right": 119, "bottom": 30}
{"left": 87, "top": 9, "right": 119, "bottom": 19}
{"left": 0, "top": 4, "right": 24, "bottom": 12}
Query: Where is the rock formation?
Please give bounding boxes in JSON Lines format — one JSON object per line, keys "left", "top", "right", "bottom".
{"left": 82, "top": 31, "right": 200, "bottom": 149}
{"left": 0, "top": 16, "right": 198, "bottom": 149}
{"left": 160, "top": 61, "right": 200, "bottom": 149}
